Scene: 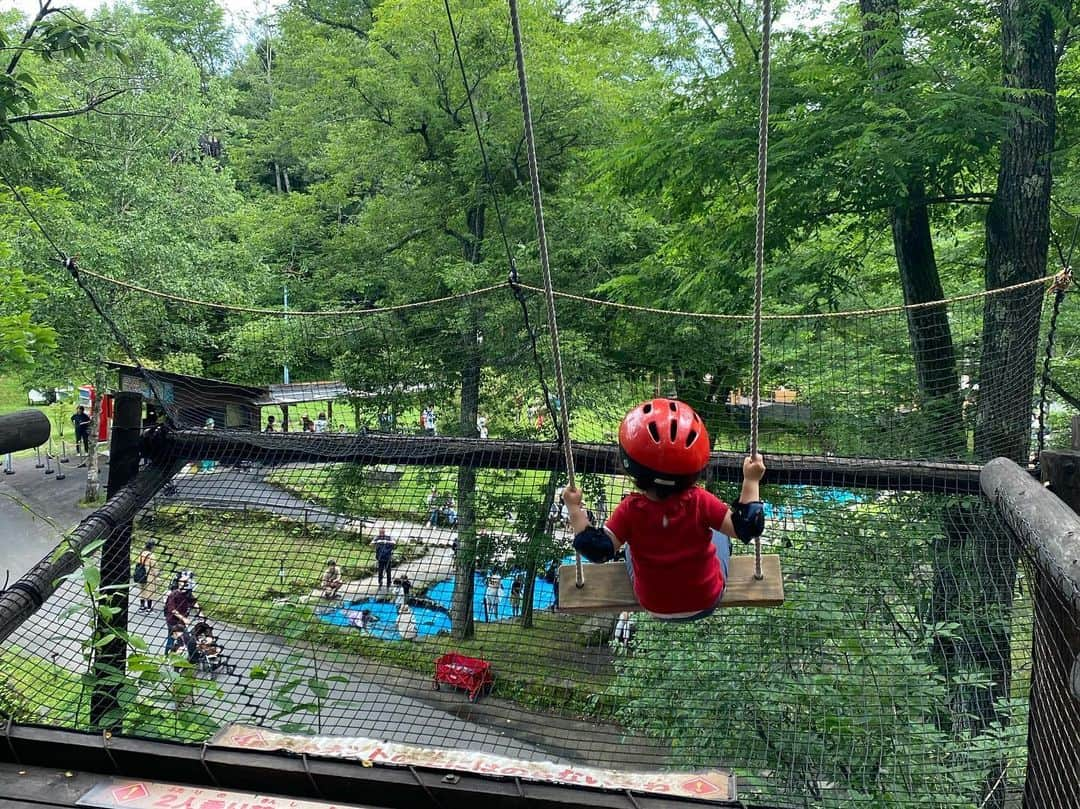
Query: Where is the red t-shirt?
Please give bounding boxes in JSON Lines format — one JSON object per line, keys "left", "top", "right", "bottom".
{"left": 605, "top": 487, "right": 730, "bottom": 614}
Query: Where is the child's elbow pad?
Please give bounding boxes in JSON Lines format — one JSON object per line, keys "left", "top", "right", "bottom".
{"left": 732, "top": 501, "right": 766, "bottom": 543}
{"left": 573, "top": 527, "right": 615, "bottom": 563}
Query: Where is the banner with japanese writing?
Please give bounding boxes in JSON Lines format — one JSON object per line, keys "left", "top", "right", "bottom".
{"left": 77, "top": 779, "right": 370, "bottom": 809}
{"left": 212, "top": 724, "right": 735, "bottom": 802}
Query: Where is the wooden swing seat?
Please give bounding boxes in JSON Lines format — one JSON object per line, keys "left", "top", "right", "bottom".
{"left": 557, "top": 554, "right": 784, "bottom": 614}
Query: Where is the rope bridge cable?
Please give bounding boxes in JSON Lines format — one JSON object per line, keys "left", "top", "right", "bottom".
{"left": 16, "top": 254, "right": 1058, "bottom": 325}
{"left": 750, "top": 0, "right": 772, "bottom": 580}
{"left": 506, "top": 0, "right": 582, "bottom": 585}
{"left": 513, "top": 275, "right": 1059, "bottom": 318}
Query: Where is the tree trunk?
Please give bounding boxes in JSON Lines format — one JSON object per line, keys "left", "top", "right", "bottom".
{"left": 860, "top": 0, "right": 963, "bottom": 457}
{"left": 519, "top": 470, "right": 560, "bottom": 629}
{"left": 83, "top": 368, "right": 108, "bottom": 504}
{"left": 973, "top": 4, "right": 1060, "bottom": 806}
{"left": 452, "top": 335, "right": 481, "bottom": 641}
{"left": 975, "top": 0, "right": 1059, "bottom": 465}
{"left": 451, "top": 204, "right": 486, "bottom": 641}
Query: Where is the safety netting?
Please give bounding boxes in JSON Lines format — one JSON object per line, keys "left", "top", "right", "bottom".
{"left": 1, "top": 276, "right": 1074, "bottom": 809}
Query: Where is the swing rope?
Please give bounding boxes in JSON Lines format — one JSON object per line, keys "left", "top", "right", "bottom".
{"left": 508, "top": 0, "right": 773, "bottom": 588}
{"left": 750, "top": 0, "right": 773, "bottom": 581}
{"left": 505, "top": 0, "right": 582, "bottom": 585}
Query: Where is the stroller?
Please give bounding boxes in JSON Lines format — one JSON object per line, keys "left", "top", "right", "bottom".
{"left": 190, "top": 621, "right": 235, "bottom": 676}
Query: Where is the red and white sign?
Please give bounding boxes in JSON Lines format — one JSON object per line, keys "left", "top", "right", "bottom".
{"left": 79, "top": 779, "right": 374, "bottom": 809}
{"left": 213, "top": 724, "right": 735, "bottom": 802}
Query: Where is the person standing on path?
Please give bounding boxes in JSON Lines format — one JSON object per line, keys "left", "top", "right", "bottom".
{"left": 509, "top": 574, "right": 524, "bottom": 617}
{"left": 395, "top": 574, "right": 412, "bottom": 608}
{"left": 421, "top": 405, "right": 437, "bottom": 436}
{"left": 483, "top": 573, "right": 501, "bottom": 622}
{"left": 135, "top": 540, "right": 158, "bottom": 613}
{"left": 71, "top": 405, "right": 91, "bottom": 456}
{"left": 164, "top": 572, "right": 199, "bottom": 654}
{"left": 374, "top": 529, "right": 396, "bottom": 589}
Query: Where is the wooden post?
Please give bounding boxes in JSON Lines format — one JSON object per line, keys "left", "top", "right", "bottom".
{"left": 89, "top": 391, "right": 143, "bottom": 731}
{"left": 1071, "top": 415, "right": 1080, "bottom": 450}
{"left": 985, "top": 455, "right": 1080, "bottom": 809}
{"left": 1039, "top": 450, "right": 1080, "bottom": 513}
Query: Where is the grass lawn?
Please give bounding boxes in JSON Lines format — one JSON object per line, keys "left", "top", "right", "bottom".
{"left": 136, "top": 508, "right": 619, "bottom": 720}
{"left": 0, "top": 645, "right": 217, "bottom": 741}
{"left": 136, "top": 507, "right": 424, "bottom": 626}
{"left": 266, "top": 464, "right": 561, "bottom": 524}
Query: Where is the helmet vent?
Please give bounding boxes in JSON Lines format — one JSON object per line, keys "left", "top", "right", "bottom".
{"left": 669, "top": 401, "right": 678, "bottom": 412}
{"left": 642, "top": 402, "right": 653, "bottom": 414}
{"left": 686, "top": 429, "right": 698, "bottom": 447}
{"left": 647, "top": 422, "right": 661, "bottom": 443}
{"left": 669, "top": 419, "right": 678, "bottom": 442}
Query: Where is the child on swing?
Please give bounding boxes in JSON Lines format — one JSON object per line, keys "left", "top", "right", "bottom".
{"left": 562, "top": 398, "right": 766, "bottom": 620}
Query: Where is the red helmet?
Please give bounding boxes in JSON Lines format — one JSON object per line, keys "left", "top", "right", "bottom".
{"left": 618, "top": 399, "right": 711, "bottom": 484}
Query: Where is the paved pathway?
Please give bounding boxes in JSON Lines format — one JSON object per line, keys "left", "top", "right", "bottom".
{"left": 1, "top": 459, "right": 663, "bottom": 769}
{"left": 0, "top": 451, "right": 106, "bottom": 581}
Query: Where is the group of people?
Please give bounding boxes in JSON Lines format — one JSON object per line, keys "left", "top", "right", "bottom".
{"left": 265, "top": 414, "right": 347, "bottom": 433}
{"left": 425, "top": 488, "right": 458, "bottom": 527}
{"left": 318, "top": 529, "right": 398, "bottom": 602}
{"left": 481, "top": 572, "right": 526, "bottom": 621}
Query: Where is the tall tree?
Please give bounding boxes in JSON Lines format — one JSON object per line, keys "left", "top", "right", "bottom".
{"left": 975, "top": 0, "right": 1066, "bottom": 464}
{"left": 859, "top": 0, "right": 962, "bottom": 456}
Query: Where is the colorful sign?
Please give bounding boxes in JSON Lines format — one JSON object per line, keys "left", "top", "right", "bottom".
{"left": 213, "top": 724, "right": 736, "bottom": 802}
{"left": 78, "top": 779, "right": 374, "bottom": 809}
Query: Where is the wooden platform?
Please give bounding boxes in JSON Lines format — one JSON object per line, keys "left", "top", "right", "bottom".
{"left": 558, "top": 554, "right": 785, "bottom": 613}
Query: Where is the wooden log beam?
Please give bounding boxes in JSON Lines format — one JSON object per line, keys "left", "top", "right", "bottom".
{"left": 0, "top": 409, "right": 49, "bottom": 455}
{"left": 155, "top": 430, "right": 984, "bottom": 494}
{"left": 982, "top": 457, "right": 1080, "bottom": 809}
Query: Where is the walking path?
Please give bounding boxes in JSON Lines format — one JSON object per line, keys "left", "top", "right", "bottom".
{"left": 1, "top": 460, "right": 665, "bottom": 769}
{"left": 0, "top": 451, "right": 106, "bottom": 581}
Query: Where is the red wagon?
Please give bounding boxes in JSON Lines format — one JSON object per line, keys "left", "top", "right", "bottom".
{"left": 433, "top": 652, "right": 494, "bottom": 702}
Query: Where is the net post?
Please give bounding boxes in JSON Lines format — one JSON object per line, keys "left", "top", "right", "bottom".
{"left": 89, "top": 390, "right": 143, "bottom": 732}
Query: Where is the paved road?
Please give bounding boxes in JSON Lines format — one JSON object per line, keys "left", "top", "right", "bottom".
{"left": 0, "top": 451, "right": 105, "bottom": 581}
{"left": 4, "top": 577, "right": 551, "bottom": 759}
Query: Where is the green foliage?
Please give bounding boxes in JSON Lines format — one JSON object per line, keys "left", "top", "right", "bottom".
{"left": 610, "top": 494, "right": 1028, "bottom": 806}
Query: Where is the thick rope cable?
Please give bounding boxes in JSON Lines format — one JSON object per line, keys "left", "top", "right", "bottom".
{"left": 19, "top": 259, "right": 1056, "bottom": 324}
{"left": 514, "top": 276, "right": 1058, "bottom": 319}
{"left": 506, "top": 0, "right": 582, "bottom": 585}
{"left": 66, "top": 266, "right": 508, "bottom": 318}
{"left": 749, "top": 0, "right": 772, "bottom": 581}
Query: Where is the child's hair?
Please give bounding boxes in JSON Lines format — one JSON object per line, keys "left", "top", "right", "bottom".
{"left": 631, "top": 472, "right": 700, "bottom": 499}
